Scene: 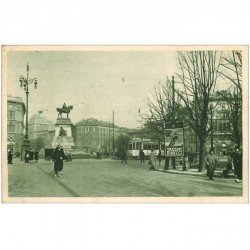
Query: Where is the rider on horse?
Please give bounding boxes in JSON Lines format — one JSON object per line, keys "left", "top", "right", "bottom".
{"left": 57, "top": 103, "right": 73, "bottom": 118}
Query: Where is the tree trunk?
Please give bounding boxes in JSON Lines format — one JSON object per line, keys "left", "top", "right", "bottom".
{"left": 164, "top": 157, "right": 169, "bottom": 170}
{"left": 198, "top": 137, "right": 206, "bottom": 172}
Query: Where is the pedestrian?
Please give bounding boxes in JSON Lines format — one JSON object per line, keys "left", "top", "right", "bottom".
{"left": 29, "top": 149, "right": 34, "bottom": 164}
{"left": 205, "top": 149, "right": 218, "bottom": 180}
{"left": 34, "top": 149, "right": 39, "bottom": 163}
{"left": 8, "top": 149, "right": 13, "bottom": 164}
{"left": 223, "top": 156, "right": 233, "bottom": 178}
{"left": 97, "top": 151, "right": 101, "bottom": 160}
{"left": 158, "top": 150, "right": 162, "bottom": 167}
{"left": 25, "top": 149, "right": 30, "bottom": 163}
{"left": 232, "top": 147, "right": 242, "bottom": 183}
{"left": 149, "top": 149, "right": 156, "bottom": 171}
{"left": 139, "top": 149, "right": 145, "bottom": 163}
{"left": 188, "top": 149, "right": 194, "bottom": 167}
{"left": 121, "top": 149, "right": 128, "bottom": 164}
{"left": 53, "top": 144, "right": 65, "bottom": 178}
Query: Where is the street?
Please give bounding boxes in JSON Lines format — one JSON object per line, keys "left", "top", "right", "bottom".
{"left": 8, "top": 159, "right": 243, "bottom": 197}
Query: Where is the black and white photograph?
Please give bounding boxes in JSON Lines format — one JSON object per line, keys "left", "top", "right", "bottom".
{"left": 1, "top": 1, "right": 250, "bottom": 250}
{"left": 2, "top": 45, "right": 248, "bottom": 202}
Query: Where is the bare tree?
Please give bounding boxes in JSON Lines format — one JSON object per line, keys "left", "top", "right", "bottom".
{"left": 220, "top": 51, "right": 242, "bottom": 95}
{"left": 218, "top": 51, "right": 242, "bottom": 148}
{"left": 175, "top": 51, "right": 222, "bottom": 172}
{"left": 142, "top": 79, "right": 172, "bottom": 135}
{"left": 141, "top": 78, "right": 185, "bottom": 171}
{"left": 142, "top": 78, "right": 182, "bottom": 135}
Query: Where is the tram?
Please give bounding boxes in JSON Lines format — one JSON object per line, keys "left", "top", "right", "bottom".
{"left": 128, "top": 138, "right": 164, "bottom": 159}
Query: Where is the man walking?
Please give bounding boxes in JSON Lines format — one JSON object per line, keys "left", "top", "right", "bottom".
{"left": 232, "top": 147, "right": 242, "bottom": 183}
{"left": 205, "top": 149, "right": 217, "bottom": 180}
{"left": 158, "top": 150, "right": 162, "bottom": 167}
{"left": 139, "top": 149, "right": 145, "bottom": 163}
{"left": 121, "top": 148, "right": 128, "bottom": 164}
{"left": 53, "top": 144, "right": 65, "bottom": 178}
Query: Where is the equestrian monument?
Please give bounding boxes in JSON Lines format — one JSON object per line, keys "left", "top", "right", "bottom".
{"left": 52, "top": 103, "right": 75, "bottom": 150}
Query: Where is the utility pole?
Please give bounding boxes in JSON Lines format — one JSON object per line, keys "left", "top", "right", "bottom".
{"left": 112, "top": 110, "right": 115, "bottom": 158}
{"left": 19, "top": 62, "right": 38, "bottom": 163}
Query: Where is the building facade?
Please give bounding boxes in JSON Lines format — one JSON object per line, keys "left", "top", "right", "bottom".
{"left": 185, "top": 91, "right": 237, "bottom": 154}
{"left": 209, "top": 91, "right": 234, "bottom": 154}
{"left": 7, "top": 95, "right": 25, "bottom": 153}
{"left": 28, "top": 112, "right": 55, "bottom": 149}
{"left": 74, "top": 119, "right": 131, "bottom": 152}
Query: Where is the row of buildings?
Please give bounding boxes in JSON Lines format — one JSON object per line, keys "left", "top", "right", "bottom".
{"left": 7, "top": 95, "right": 133, "bottom": 154}
{"left": 7, "top": 96, "right": 26, "bottom": 152}
{"left": 7, "top": 92, "right": 238, "bottom": 155}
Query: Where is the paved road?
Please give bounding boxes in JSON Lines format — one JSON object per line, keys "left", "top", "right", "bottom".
{"left": 8, "top": 159, "right": 243, "bottom": 197}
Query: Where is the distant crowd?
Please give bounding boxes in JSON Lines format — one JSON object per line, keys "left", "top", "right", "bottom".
{"left": 7, "top": 148, "right": 39, "bottom": 164}
{"left": 8, "top": 145, "right": 243, "bottom": 183}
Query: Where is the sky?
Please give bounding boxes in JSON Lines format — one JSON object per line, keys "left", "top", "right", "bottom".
{"left": 7, "top": 50, "right": 178, "bottom": 128}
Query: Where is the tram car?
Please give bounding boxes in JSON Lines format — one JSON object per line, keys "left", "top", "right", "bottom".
{"left": 128, "top": 138, "right": 164, "bottom": 159}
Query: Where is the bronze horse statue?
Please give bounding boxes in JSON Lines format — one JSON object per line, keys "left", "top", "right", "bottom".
{"left": 56, "top": 105, "right": 73, "bottom": 118}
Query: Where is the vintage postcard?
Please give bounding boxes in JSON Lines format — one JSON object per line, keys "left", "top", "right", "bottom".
{"left": 1, "top": 45, "right": 248, "bottom": 203}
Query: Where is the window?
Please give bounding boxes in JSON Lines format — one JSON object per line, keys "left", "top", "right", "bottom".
{"left": 86, "top": 127, "right": 89, "bottom": 132}
{"left": 10, "top": 110, "right": 15, "bottom": 120}
{"left": 16, "top": 123, "right": 20, "bottom": 132}
{"left": 8, "top": 122, "right": 15, "bottom": 132}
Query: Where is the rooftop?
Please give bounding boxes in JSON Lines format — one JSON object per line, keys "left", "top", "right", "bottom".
{"left": 75, "top": 118, "right": 119, "bottom": 128}
{"left": 7, "top": 95, "right": 24, "bottom": 103}
{"left": 7, "top": 95, "right": 26, "bottom": 113}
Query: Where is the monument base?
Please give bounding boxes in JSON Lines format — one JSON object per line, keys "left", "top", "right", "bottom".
{"left": 52, "top": 136, "right": 75, "bottom": 149}
{"left": 52, "top": 118, "right": 75, "bottom": 152}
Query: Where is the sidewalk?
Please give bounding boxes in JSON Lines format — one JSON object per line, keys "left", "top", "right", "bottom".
{"left": 156, "top": 165, "right": 234, "bottom": 178}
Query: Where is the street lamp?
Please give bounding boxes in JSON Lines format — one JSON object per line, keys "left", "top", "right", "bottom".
{"left": 19, "top": 62, "right": 38, "bottom": 163}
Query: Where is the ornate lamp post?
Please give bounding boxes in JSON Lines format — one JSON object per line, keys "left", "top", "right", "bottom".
{"left": 19, "top": 62, "right": 37, "bottom": 163}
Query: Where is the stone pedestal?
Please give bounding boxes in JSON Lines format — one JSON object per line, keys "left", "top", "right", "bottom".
{"left": 52, "top": 118, "right": 75, "bottom": 150}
